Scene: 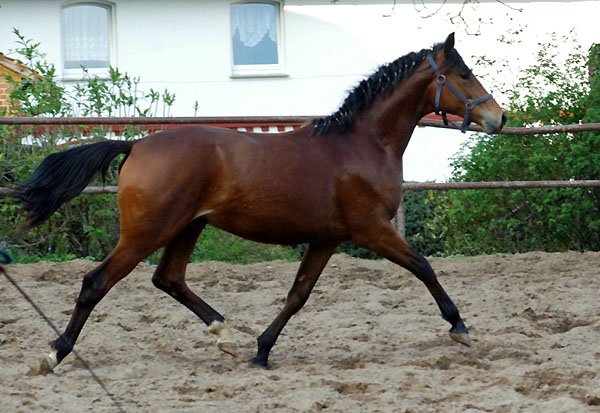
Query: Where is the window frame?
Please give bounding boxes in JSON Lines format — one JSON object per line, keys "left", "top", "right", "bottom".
{"left": 230, "top": 0, "right": 286, "bottom": 78}
{"left": 61, "top": 0, "right": 116, "bottom": 80}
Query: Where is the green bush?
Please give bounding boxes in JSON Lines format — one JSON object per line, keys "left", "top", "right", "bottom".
{"left": 1, "top": 29, "right": 174, "bottom": 262}
{"left": 404, "top": 188, "right": 445, "bottom": 256}
{"left": 190, "top": 227, "right": 301, "bottom": 264}
{"left": 432, "top": 34, "right": 600, "bottom": 255}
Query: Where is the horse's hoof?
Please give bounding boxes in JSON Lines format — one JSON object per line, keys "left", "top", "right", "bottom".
{"left": 208, "top": 321, "right": 238, "bottom": 357}
{"left": 248, "top": 356, "right": 268, "bottom": 369}
{"left": 449, "top": 330, "right": 472, "bottom": 347}
{"left": 31, "top": 351, "right": 58, "bottom": 375}
{"left": 217, "top": 341, "right": 239, "bottom": 358}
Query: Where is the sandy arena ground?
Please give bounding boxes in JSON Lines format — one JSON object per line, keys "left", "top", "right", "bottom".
{"left": 1, "top": 251, "right": 600, "bottom": 412}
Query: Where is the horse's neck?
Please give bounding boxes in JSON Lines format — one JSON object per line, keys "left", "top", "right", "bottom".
{"left": 357, "top": 71, "right": 432, "bottom": 159}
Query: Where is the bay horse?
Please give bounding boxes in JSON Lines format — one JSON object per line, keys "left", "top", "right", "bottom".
{"left": 16, "top": 33, "right": 505, "bottom": 372}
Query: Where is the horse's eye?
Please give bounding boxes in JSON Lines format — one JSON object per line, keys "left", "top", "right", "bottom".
{"left": 460, "top": 73, "right": 470, "bottom": 80}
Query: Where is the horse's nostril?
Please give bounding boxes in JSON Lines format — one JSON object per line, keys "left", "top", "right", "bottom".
{"left": 501, "top": 112, "right": 507, "bottom": 129}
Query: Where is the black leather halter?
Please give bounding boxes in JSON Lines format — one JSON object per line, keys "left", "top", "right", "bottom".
{"left": 426, "top": 54, "right": 493, "bottom": 133}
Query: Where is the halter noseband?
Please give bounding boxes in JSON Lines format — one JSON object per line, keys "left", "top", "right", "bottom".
{"left": 426, "top": 54, "right": 493, "bottom": 133}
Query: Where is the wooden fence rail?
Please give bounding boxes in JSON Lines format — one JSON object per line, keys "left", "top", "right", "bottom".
{"left": 3, "top": 180, "right": 600, "bottom": 197}
{"left": 2, "top": 116, "right": 600, "bottom": 237}
{"left": 2, "top": 116, "right": 600, "bottom": 135}
{"left": 403, "top": 180, "right": 600, "bottom": 190}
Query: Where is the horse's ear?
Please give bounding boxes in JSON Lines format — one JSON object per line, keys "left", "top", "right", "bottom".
{"left": 443, "top": 33, "right": 455, "bottom": 57}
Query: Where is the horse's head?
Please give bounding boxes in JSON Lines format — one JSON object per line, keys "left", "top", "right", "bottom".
{"left": 426, "top": 33, "right": 506, "bottom": 134}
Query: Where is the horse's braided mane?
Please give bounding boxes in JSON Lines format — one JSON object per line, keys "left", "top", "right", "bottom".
{"left": 311, "top": 41, "right": 461, "bottom": 136}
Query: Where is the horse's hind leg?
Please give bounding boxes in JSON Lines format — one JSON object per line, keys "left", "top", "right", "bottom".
{"left": 250, "top": 242, "right": 338, "bottom": 368}
{"left": 151, "top": 218, "right": 236, "bottom": 357}
{"left": 356, "top": 223, "right": 470, "bottom": 346}
{"left": 37, "top": 242, "right": 150, "bottom": 374}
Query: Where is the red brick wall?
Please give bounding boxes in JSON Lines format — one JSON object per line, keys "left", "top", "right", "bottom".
{"left": 0, "top": 66, "right": 19, "bottom": 113}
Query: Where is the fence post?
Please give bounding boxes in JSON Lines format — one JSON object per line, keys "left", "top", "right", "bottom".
{"left": 394, "top": 160, "right": 406, "bottom": 238}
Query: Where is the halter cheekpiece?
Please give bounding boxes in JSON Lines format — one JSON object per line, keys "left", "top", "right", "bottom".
{"left": 426, "top": 54, "right": 493, "bottom": 133}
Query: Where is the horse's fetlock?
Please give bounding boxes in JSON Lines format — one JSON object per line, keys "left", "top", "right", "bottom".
{"left": 256, "top": 332, "right": 273, "bottom": 352}
{"left": 52, "top": 335, "right": 73, "bottom": 362}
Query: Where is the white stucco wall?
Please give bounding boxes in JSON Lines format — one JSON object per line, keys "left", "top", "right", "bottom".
{"left": 0, "top": 0, "right": 378, "bottom": 117}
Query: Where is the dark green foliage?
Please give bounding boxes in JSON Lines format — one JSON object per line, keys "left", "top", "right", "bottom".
{"left": 0, "top": 30, "right": 176, "bottom": 262}
{"left": 190, "top": 226, "right": 301, "bottom": 264}
{"left": 404, "top": 189, "right": 445, "bottom": 256}
{"left": 433, "top": 34, "right": 600, "bottom": 254}
{"left": 337, "top": 241, "right": 380, "bottom": 260}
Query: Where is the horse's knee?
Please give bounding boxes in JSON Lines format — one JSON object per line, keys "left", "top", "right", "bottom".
{"left": 78, "top": 269, "right": 108, "bottom": 307}
{"left": 286, "top": 284, "right": 312, "bottom": 311}
{"left": 284, "top": 293, "right": 302, "bottom": 310}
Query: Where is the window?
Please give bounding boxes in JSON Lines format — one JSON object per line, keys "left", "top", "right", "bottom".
{"left": 61, "top": 2, "right": 114, "bottom": 78}
{"left": 231, "top": 1, "right": 285, "bottom": 77}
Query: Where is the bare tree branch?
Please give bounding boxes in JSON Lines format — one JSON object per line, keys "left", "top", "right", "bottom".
{"left": 411, "top": 0, "right": 448, "bottom": 18}
{"left": 367, "top": 0, "right": 524, "bottom": 35}
{"left": 411, "top": 0, "right": 523, "bottom": 35}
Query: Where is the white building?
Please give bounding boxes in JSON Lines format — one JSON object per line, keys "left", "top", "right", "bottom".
{"left": 0, "top": 0, "right": 394, "bottom": 118}
{"left": 0, "top": 1, "right": 597, "bottom": 180}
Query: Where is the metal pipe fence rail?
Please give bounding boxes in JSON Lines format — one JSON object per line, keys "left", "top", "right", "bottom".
{"left": 3, "top": 180, "right": 600, "bottom": 197}
{"left": 2, "top": 116, "right": 600, "bottom": 135}
{"left": 403, "top": 180, "right": 600, "bottom": 190}
{"left": 2, "top": 116, "right": 600, "bottom": 236}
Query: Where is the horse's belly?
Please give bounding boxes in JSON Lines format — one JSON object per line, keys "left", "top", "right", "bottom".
{"left": 205, "top": 208, "right": 346, "bottom": 245}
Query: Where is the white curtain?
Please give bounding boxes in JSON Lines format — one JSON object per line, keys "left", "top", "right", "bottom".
{"left": 62, "top": 4, "right": 110, "bottom": 68}
{"left": 231, "top": 3, "right": 277, "bottom": 48}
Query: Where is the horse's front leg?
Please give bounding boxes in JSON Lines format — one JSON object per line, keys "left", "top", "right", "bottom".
{"left": 250, "top": 242, "right": 338, "bottom": 368}
{"left": 355, "top": 223, "right": 471, "bottom": 346}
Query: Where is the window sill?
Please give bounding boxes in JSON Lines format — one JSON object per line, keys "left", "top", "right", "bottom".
{"left": 62, "top": 68, "right": 111, "bottom": 81}
{"left": 230, "top": 71, "right": 289, "bottom": 79}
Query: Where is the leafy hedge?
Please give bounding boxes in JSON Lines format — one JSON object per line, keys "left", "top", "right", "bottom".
{"left": 1, "top": 29, "right": 174, "bottom": 262}
{"left": 432, "top": 35, "right": 600, "bottom": 254}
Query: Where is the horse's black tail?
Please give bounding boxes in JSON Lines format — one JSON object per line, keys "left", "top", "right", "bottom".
{"left": 15, "top": 140, "right": 135, "bottom": 228}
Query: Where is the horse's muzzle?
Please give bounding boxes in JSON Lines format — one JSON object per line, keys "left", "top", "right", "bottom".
{"left": 481, "top": 112, "right": 506, "bottom": 134}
